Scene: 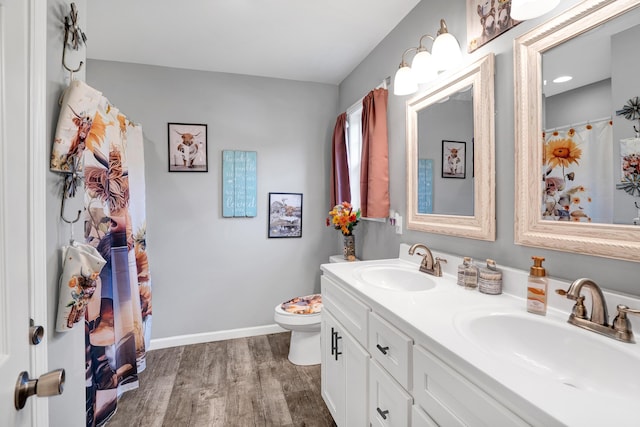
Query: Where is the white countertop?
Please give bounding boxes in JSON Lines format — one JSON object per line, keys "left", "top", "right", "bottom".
{"left": 320, "top": 244, "right": 640, "bottom": 426}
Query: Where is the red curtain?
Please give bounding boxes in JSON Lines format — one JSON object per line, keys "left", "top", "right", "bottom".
{"left": 360, "top": 88, "right": 389, "bottom": 218}
{"left": 330, "top": 112, "right": 350, "bottom": 208}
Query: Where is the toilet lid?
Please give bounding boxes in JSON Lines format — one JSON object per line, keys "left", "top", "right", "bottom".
{"left": 280, "top": 294, "right": 322, "bottom": 315}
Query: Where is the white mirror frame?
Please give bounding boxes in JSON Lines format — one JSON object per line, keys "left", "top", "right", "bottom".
{"left": 406, "top": 53, "right": 495, "bottom": 241}
{"left": 514, "top": 0, "right": 640, "bottom": 262}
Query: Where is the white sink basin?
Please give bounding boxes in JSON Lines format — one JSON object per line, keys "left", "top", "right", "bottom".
{"left": 354, "top": 265, "right": 436, "bottom": 292}
{"left": 456, "top": 312, "right": 640, "bottom": 399}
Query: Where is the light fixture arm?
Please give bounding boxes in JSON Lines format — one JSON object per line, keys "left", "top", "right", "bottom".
{"left": 437, "top": 19, "right": 450, "bottom": 36}
{"left": 417, "top": 34, "right": 435, "bottom": 52}
{"left": 399, "top": 47, "right": 418, "bottom": 67}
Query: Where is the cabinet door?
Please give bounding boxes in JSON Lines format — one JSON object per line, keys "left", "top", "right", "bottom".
{"left": 369, "top": 360, "right": 412, "bottom": 427}
{"left": 322, "top": 310, "right": 370, "bottom": 427}
{"left": 322, "top": 311, "right": 346, "bottom": 426}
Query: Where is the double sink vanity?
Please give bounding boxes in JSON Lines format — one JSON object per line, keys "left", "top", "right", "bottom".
{"left": 320, "top": 243, "right": 640, "bottom": 426}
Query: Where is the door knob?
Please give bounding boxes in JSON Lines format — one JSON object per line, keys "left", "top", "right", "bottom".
{"left": 14, "top": 369, "right": 65, "bottom": 410}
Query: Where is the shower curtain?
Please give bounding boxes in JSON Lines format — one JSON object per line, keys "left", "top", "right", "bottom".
{"left": 543, "top": 118, "right": 613, "bottom": 223}
{"left": 51, "top": 80, "right": 152, "bottom": 426}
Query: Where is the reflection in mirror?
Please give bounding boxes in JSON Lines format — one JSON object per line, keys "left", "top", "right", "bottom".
{"left": 407, "top": 53, "right": 495, "bottom": 241}
{"left": 514, "top": 0, "right": 640, "bottom": 262}
{"left": 541, "top": 6, "right": 640, "bottom": 225}
{"left": 417, "top": 87, "right": 474, "bottom": 215}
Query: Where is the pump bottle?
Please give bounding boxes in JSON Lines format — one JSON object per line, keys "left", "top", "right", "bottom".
{"left": 527, "top": 256, "right": 548, "bottom": 315}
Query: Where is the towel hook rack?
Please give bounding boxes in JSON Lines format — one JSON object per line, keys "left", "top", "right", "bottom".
{"left": 62, "top": 2, "right": 87, "bottom": 79}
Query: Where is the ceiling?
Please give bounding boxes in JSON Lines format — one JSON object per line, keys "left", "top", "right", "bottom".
{"left": 86, "top": 0, "right": 421, "bottom": 85}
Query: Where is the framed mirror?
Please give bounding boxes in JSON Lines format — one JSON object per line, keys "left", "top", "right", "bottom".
{"left": 514, "top": 0, "right": 640, "bottom": 262}
{"left": 406, "top": 53, "right": 495, "bottom": 241}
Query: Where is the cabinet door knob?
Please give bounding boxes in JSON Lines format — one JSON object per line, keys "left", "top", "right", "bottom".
{"left": 376, "top": 408, "right": 389, "bottom": 420}
{"left": 376, "top": 344, "right": 390, "bottom": 355}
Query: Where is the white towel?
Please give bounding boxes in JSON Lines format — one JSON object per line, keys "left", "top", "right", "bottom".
{"left": 55, "top": 242, "right": 106, "bottom": 332}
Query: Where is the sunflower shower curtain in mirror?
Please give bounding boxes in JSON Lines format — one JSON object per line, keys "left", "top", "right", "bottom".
{"left": 542, "top": 118, "right": 613, "bottom": 223}
{"left": 51, "top": 80, "right": 152, "bottom": 426}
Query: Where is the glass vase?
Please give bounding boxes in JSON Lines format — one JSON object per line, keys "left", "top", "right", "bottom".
{"left": 343, "top": 235, "right": 356, "bottom": 260}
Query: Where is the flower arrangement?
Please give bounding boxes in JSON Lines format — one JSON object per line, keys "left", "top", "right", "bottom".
{"left": 326, "top": 202, "right": 361, "bottom": 236}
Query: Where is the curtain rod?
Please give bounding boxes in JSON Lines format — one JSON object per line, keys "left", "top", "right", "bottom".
{"left": 346, "top": 76, "right": 390, "bottom": 115}
{"left": 545, "top": 115, "right": 611, "bottom": 132}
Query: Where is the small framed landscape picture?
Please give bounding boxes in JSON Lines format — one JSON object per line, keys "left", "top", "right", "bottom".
{"left": 268, "top": 192, "right": 303, "bottom": 238}
{"left": 442, "top": 140, "right": 466, "bottom": 179}
{"left": 168, "top": 123, "right": 208, "bottom": 172}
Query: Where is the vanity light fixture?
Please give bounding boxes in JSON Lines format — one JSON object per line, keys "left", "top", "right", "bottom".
{"left": 431, "top": 19, "right": 462, "bottom": 72}
{"left": 393, "top": 18, "right": 462, "bottom": 96}
{"left": 510, "top": 0, "right": 560, "bottom": 21}
{"left": 393, "top": 47, "right": 419, "bottom": 96}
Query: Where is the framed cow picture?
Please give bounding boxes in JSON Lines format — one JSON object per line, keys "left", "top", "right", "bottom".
{"left": 168, "top": 123, "right": 208, "bottom": 172}
{"left": 442, "top": 140, "right": 466, "bottom": 179}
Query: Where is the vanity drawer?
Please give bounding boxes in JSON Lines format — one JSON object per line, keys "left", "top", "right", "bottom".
{"left": 369, "top": 312, "right": 412, "bottom": 389}
{"left": 369, "top": 359, "right": 412, "bottom": 427}
{"left": 321, "top": 276, "right": 370, "bottom": 347}
{"left": 413, "top": 345, "right": 529, "bottom": 427}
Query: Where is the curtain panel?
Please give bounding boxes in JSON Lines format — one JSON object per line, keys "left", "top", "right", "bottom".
{"left": 330, "top": 112, "right": 350, "bottom": 208}
{"left": 360, "top": 88, "right": 390, "bottom": 218}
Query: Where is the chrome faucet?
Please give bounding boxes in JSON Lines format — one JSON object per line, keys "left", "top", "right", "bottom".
{"left": 408, "top": 243, "right": 447, "bottom": 277}
{"left": 557, "top": 278, "right": 640, "bottom": 343}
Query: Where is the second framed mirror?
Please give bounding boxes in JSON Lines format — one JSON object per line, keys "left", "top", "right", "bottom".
{"left": 406, "top": 53, "right": 495, "bottom": 241}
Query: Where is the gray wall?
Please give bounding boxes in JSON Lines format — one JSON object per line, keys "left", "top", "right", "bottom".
{"left": 544, "top": 79, "right": 611, "bottom": 129}
{"left": 339, "top": 0, "right": 640, "bottom": 294}
{"left": 86, "top": 60, "right": 339, "bottom": 339}
{"left": 46, "top": 1, "right": 88, "bottom": 426}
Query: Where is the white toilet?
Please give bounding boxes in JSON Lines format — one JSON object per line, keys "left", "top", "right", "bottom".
{"left": 274, "top": 293, "right": 322, "bottom": 365}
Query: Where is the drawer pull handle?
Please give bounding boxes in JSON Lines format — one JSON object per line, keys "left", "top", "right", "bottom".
{"left": 376, "top": 408, "right": 389, "bottom": 420}
{"left": 330, "top": 327, "right": 336, "bottom": 356}
{"left": 376, "top": 344, "right": 390, "bottom": 355}
{"left": 334, "top": 333, "right": 342, "bottom": 360}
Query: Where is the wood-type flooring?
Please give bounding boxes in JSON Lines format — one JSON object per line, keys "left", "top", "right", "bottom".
{"left": 107, "top": 332, "right": 337, "bottom": 427}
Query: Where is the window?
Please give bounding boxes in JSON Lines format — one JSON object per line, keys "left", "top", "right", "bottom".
{"left": 345, "top": 103, "right": 362, "bottom": 212}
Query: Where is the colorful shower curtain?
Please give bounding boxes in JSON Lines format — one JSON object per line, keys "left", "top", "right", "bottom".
{"left": 542, "top": 118, "right": 613, "bottom": 223}
{"left": 51, "top": 80, "right": 152, "bottom": 427}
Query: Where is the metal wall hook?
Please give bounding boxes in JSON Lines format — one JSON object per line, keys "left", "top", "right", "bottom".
{"left": 62, "top": 2, "right": 86, "bottom": 79}
{"left": 60, "top": 178, "right": 81, "bottom": 225}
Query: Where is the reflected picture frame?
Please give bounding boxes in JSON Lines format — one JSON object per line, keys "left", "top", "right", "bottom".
{"left": 268, "top": 192, "right": 303, "bottom": 238}
{"left": 442, "top": 140, "right": 466, "bottom": 179}
{"left": 168, "top": 123, "right": 208, "bottom": 172}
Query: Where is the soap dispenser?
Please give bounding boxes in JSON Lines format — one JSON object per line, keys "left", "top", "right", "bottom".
{"left": 527, "top": 256, "right": 548, "bottom": 315}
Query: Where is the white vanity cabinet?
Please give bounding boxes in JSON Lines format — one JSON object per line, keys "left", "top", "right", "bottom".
{"left": 321, "top": 270, "right": 529, "bottom": 427}
{"left": 321, "top": 276, "right": 370, "bottom": 427}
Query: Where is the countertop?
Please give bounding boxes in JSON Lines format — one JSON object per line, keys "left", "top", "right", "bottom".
{"left": 320, "top": 244, "right": 640, "bottom": 426}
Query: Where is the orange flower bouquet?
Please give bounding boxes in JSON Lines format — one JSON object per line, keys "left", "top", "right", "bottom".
{"left": 326, "top": 202, "right": 361, "bottom": 236}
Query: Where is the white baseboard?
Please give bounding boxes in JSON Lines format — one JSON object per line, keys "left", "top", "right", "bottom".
{"left": 148, "top": 324, "right": 288, "bottom": 351}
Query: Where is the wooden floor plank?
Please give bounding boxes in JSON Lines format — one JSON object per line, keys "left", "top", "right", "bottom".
{"left": 107, "top": 332, "right": 336, "bottom": 427}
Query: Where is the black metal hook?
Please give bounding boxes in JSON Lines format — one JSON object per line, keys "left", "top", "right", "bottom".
{"left": 60, "top": 179, "right": 81, "bottom": 225}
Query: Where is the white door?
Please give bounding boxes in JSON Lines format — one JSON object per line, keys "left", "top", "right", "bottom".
{"left": 0, "top": 0, "right": 50, "bottom": 425}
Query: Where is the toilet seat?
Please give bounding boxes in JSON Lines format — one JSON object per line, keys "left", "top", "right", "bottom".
{"left": 274, "top": 304, "right": 321, "bottom": 326}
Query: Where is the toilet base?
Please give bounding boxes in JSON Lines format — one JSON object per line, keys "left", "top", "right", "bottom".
{"left": 287, "top": 330, "right": 320, "bottom": 366}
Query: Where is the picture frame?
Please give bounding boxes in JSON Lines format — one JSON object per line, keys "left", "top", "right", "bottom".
{"left": 168, "top": 123, "right": 208, "bottom": 172}
{"left": 268, "top": 192, "right": 303, "bottom": 238}
{"left": 466, "top": 0, "right": 521, "bottom": 53}
{"left": 442, "top": 140, "right": 466, "bottom": 179}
